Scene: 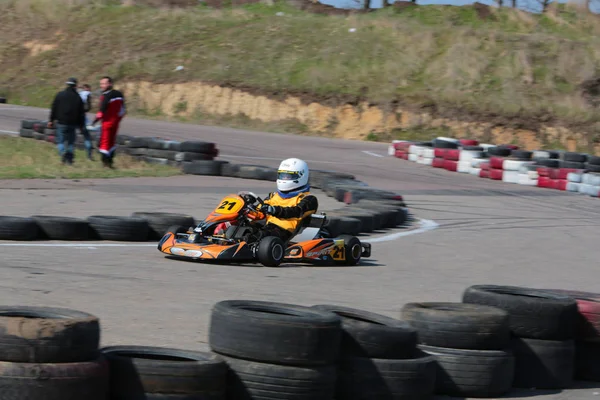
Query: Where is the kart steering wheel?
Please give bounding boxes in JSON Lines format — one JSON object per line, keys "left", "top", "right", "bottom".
{"left": 237, "top": 191, "right": 265, "bottom": 212}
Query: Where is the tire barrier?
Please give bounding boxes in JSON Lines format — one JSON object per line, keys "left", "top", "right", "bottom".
{"left": 390, "top": 137, "right": 600, "bottom": 198}
{"left": 1, "top": 284, "right": 598, "bottom": 398}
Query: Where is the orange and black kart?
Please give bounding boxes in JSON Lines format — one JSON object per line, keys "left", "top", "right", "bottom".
{"left": 157, "top": 191, "right": 371, "bottom": 267}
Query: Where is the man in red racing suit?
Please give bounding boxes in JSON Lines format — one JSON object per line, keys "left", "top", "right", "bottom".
{"left": 92, "top": 76, "right": 126, "bottom": 168}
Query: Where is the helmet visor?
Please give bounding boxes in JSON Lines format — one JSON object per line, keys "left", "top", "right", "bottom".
{"left": 278, "top": 170, "right": 301, "bottom": 181}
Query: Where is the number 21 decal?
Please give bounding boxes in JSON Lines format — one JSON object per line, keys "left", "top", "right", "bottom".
{"left": 218, "top": 200, "right": 237, "bottom": 211}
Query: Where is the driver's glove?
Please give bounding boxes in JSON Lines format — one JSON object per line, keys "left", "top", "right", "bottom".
{"left": 262, "top": 205, "right": 277, "bottom": 216}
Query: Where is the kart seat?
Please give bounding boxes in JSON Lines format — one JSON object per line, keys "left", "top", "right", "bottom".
{"left": 289, "top": 213, "right": 327, "bottom": 243}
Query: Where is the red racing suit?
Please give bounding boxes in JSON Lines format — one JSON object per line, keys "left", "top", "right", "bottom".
{"left": 96, "top": 89, "right": 126, "bottom": 156}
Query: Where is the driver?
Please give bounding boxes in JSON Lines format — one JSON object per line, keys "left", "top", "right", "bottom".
{"left": 215, "top": 158, "right": 318, "bottom": 242}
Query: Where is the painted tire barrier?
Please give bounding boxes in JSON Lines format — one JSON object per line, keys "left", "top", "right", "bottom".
{"left": 392, "top": 136, "right": 600, "bottom": 199}
{"left": 0, "top": 284, "right": 598, "bottom": 396}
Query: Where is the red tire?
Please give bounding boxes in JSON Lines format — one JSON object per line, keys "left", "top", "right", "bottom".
{"left": 444, "top": 149, "right": 460, "bottom": 161}
{"left": 502, "top": 144, "right": 519, "bottom": 150}
{"left": 541, "top": 289, "right": 600, "bottom": 341}
{"left": 480, "top": 162, "right": 490, "bottom": 171}
{"left": 46, "top": 135, "right": 55, "bottom": 144}
{"left": 443, "top": 160, "right": 458, "bottom": 172}
{"left": 556, "top": 179, "right": 568, "bottom": 191}
{"left": 489, "top": 157, "right": 505, "bottom": 170}
{"left": 432, "top": 157, "right": 445, "bottom": 168}
{"left": 434, "top": 148, "right": 447, "bottom": 158}
{"left": 394, "top": 142, "right": 411, "bottom": 150}
{"left": 394, "top": 150, "right": 407, "bottom": 159}
{"left": 479, "top": 169, "right": 490, "bottom": 178}
{"left": 489, "top": 168, "right": 503, "bottom": 180}
{"left": 536, "top": 167, "right": 551, "bottom": 177}
{"left": 548, "top": 168, "right": 560, "bottom": 180}
{"left": 459, "top": 139, "right": 479, "bottom": 146}
{"left": 537, "top": 176, "right": 550, "bottom": 188}
{"left": 557, "top": 168, "right": 581, "bottom": 180}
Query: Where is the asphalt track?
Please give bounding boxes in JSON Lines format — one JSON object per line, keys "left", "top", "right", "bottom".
{"left": 1, "top": 104, "right": 600, "bottom": 399}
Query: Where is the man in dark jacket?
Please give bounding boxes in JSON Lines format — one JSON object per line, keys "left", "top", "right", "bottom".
{"left": 47, "top": 77, "right": 86, "bottom": 165}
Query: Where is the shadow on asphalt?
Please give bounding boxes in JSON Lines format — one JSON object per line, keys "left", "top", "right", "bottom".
{"left": 163, "top": 255, "right": 384, "bottom": 268}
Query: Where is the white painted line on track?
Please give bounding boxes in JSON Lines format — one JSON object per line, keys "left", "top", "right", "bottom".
{"left": 366, "top": 219, "right": 439, "bottom": 243}
{"left": 0, "top": 130, "right": 18, "bottom": 135}
{"left": 0, "top": 107, "right": 28, "bottom": 111}
{"left": 362, "top": 150, "right": 384, "bottom": 158}
{"left": 0, "top": 243, "right": 157, "bottom": 247}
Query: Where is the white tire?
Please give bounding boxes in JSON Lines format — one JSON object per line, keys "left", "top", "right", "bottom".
{"left": 423, "top": 148, "right": 435, "bottom": 159}
{"left": 408, "top": 153, "right": 418, "bottom": 162}
{"left": 471, "top": 158, "right": 488, "bottom": 168}
{"left": 517, "top": 175, "right": 538, "bottom": 186}
{"left": 502, "top": 170, "right": 520, "bottom": 184}
{"left": 459, "top": 150, "right": 484, "bottom": 162}
{"left": 469, "top": 168, "right": 481, "bottom": 176}
{"left": 503, "top": 160, "right": 534, "bottom": 171}
{"left": 457, "top": 161, "right": 471, "bottom": 173}
{"left": 567, "top": 172, "right": 582, "bottom": 183}
{"left": 566, "top": 182, "right": 580, "bottom": 192}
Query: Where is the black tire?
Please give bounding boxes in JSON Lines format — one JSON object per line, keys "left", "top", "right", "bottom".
{"left": 585, "top": 163, "right": 600, "bottom": 173}
{"left": 461, "top": 145, "right": 484, "bottom": 151}
{"left": 432, "top": 139, "right": 458, "bottom": 149}
{"left": 563, "top": 152, "right": 588, "bottom": 163}
{"left": 336, "top": 234, "right": 363, "bottom": 266}
{"left": 0, "top": 357, "right": 109, "bottom": 400}
{"left": 336, "top": 352, "right": 436, "bottom": 400}
{"left": 32, "top": 215, "right": 90, "bottom": 240}
{"left": 311, "top": 304, "right": 417, "bottom": 359}
{"left": 0, "top": 97, "right": 6, "bottom": 104}
{"left": 21, "top": 120, "right": 38, "bottom": 129}
{"left": 128, "top": 148, "right": 148, "bottom": 157}
{"left": 0, "top": 306, "right": 100, "bottom": 363}
{"left": 345, "top": 207, "right": 384, "bottom": 230}
{"left": 401, "top": 302, "right": 510, "bottom": 350}
{"left": 117, "top": 134, "right": 134, "bottom": 146}
{"left": 222, "top": 355, "right": 336, "bottom": 400}
{"left": 335, "top": 210, "right": 374, "bottom": 233}
{"left": 575, "top": 340, "right": 600, "bottom": 382}
{"left": 209, "top": 300, "right": 341, "bottom": 366}
{"left": 19, "top": 128, "right": 34, "bottom": 138}
{"left": 179, "top": 141, "right": 215, "bottom": 153}
{"left": 0, "top": 216, "right": 39, "bottom": 240}
{"left": 146, "top": 139, "right": 170, "bottom": 150}
{"left": 462, "top": 284, "right": 579, "bottom": 340}
{"left": 487, "top": 147, "right": 512, "bottom": 157}
{"left": 587, "top": 155, "right": 600, "bottom": 166}
{"left": 143, "top": 157, "right": 171, "bottom": 166}
{"left": 354, "top": 204, "right": 404, "bottom": 228}
{"left": 131, "top": 212, "right": 196, "bottom": 240}
{"left": 175, "top": 152, "right": 214, "bottom": 162}
{"left": 256, "top": 236, "right": 285, "bottom": 267}
{"left": 511, "top": 150, "right": 532, "bottom": 160}
{"left": 101, "top": 345, "right": 227, "bottom": 399}
{"left": 128, "top": 137, "right": 157, "bottom": 148}
{"left": 221, "top": 163, "right": 240, "bottom": 177}
{"left": 33, "top": 131, "right": 46, "bottom": 140}
{"left": 87, "top": 215, "right": 149, "bottom": 241}
{"left": 146, "top": 149, "right": 178, "bottom": 160}
{"left": 511, "top": 337, "right": 574, "bottom": 389}
{"left": 323, "top": 216, "right": 362, "bottom": 237}
{"left": 536, "top": 159, "right": 560, "bottom": 168}
{"left": 418, "top": 344, "right": 514, "bottom": 398}
{"left": 309, "top": 170, "right": 355, "bottom": 189}
{"left": 235, "top": 165, "right": 278, "bottom": 181}
{"left": 182, "top": 160, "right": 228, "bottom": 176}
{"left": 560, "top": 160, "right": 585, "bottom": 169}
{"left": 33, "top": 123, "right": 46, "bottom": 133}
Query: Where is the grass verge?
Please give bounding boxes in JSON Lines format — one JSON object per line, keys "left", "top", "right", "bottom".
{"left": 1, "top": 0, "right": 600, "bottom": 130}
{"left": 0, "top": 136, "right": 182, "bottom": 179}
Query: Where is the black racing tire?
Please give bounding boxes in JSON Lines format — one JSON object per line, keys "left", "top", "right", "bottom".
{"left": 336, "top": 234, "right": 363, "bottom": 266}
{"left": 146, "top": 149, "right": 179, "bottom": 160}
{"left": 354, "top": 204, "right": 404, "bottom": 228}
{"left": 256, "top": 236, "right": 285, "bottom": 267}
{"left": 31, "top": 215, "right": 90, "bottom": 240}
{"left": 209, "top": 300, "right": 341, "bottom": 366}
{"left": 462, "top": 284, "right": 579, "bottom": 340}
{"left": 235, "top": 165, "right": 278, "bottom": 181}
{"left": 220, "top": 163, "right": 240, "bottom": 177}
{"left": 536, "top": 159, "right": 560, "bottom": 168}
{"left": 511, "top": 150, "right": 533, "bottom": 160}
{"left": 0, "top": 306, "right": 100, "bottom": 363}
{"left": 175, "top": 152, "right": 214, "bottom": 162}
{"left": 87, "top": 215, "right": 149, "bottom": 241}
{"left": 19, "top": 128, "right": 34, "bottom": 138}
{"left": 116, "top": 134, "right": 134, "bottom": 146}
{"left": 101, "top": 345, "right": 227, "bottom": 399}
{"left": 587, "top": 155, "right": 600, "bottom": 166}
{"left": 131, "top": 212, "right": 196, "bottom": 240}
{"left": 143, "top": 157, "right": 171, "bottom": 166}
{"left": 575, "top": 340, "right": 600, "bottom": 382}
{"left": 146, "top": 139, "right": 170, "bottom": 150}
{"left": 128, "top": 148, "right": 148, "bottom": 156}
{"left": 563, "top": 152, "right": 588, "bottom": 163}
{"left": 336, "top": 352, "right": 437, "bottom": 400}
{"left": 309, "top": 170, "right": 355, "bottom": 189}
{"left": 487, "top": 146, "right": 512, "bottom": 157}
{"left": 21, "top": 120, "right": 38, "bottom": 129}
{"left": 0, "top": 216, "right": 39, "bottom": 240}
{"left": 432, "top": 139, "right": 458, "bottom": 149}
{"left": 344, "top": 207, "right": 384, "bottom": 230}
{"left": 560, "top": 160, "right": 585, "bottom": 169}
{"left": 182, "top": 160, "right": 228, "bottom": 176}
{"left": 33, "top": 122, "right": 46, "bottom": 133}
{"left": 33, "top": 131, "right": 46, "bottom": 140}
{"left": 311, "top": 304, "right": 417, "bottom": 359}
{"left": 179, "top": 141, "right": 215, "bottom": 153}
{"left": 462, "top": 145, "right": 483, "bottom": 151}
{"left": 401, "top": 302, "right": 510, "bottom": 350}
{"left": 0, "top": 357, "right": 109, "bottom": 400}
{"left": 419, "top": 344, "right": 514, "bottom": 398}
{"left": 221, "top": 355, "right": 336, "bottom": 400}
{"left": 323, "top": 216, "right": 362, "bottom": 237}
{"left": 585, "top": 163, "right": 600, "bottom": 173}
{"left": 330, "top": 210, "right": 374, "bottom": 233}
{"left": 128, "top": 137, "right": 157, "bottom": 148}
{"left": 511, "top": 337, "right": 575, "bottom": 389}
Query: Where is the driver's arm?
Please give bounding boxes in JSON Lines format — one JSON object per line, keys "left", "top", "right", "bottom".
{"left": 267, "top": 195, "right": 318, "bottom": 219}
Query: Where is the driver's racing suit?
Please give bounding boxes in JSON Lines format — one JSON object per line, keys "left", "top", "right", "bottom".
{"left": 251, "top": 186, "right": 319, "bottom": 242}
{"left": 95, "top": 89, "right": 126, "bottom": 166}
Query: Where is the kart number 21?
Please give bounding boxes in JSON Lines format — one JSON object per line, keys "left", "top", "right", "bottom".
{"left": 218, "top": 200, "right": 237, "bottom": 211}
{"left": 215, "top": 197, "right": 243, "bottom": 214}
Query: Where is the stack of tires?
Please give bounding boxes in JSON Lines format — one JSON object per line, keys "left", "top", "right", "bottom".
{"left": 402, "top": 302, "right": 514, "bottom": 397}
{"left": 313, "top": 304, "right": 437, "bottom": 400}
{"left": 208, "top": 300, "right": 342, "bottom": 399}
{"left": 463, "top": 285, "right": 579, "bottom": 390}
{"left": 0, "top": 306, "right": 108, "bottom": 399}
{"left": 101, "top": 345, "right": 228, "bottom": 399}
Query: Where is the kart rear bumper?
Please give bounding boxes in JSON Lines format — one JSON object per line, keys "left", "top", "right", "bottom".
{"left": 361, "top": 242, "right": 371, "bottom": 258}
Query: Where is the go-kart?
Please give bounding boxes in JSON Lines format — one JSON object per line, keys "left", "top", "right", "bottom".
{"left": 157, "top": 191, "right": 371, "bottom": 267}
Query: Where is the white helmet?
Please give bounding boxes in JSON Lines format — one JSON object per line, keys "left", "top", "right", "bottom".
{"left": 277, "top": 158, "right": 309, "bottom": 193}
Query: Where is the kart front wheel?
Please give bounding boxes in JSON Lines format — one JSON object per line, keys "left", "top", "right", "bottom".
{"left": 257, "top": 236, "right": 285, "bottom": 267}
{"left": 336, "top": 235, "right": 362, "bottom": 266}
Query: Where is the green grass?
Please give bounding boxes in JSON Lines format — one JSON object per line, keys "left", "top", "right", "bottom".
{"left": 0, "top": 136, "right": 182, "bottom": 179}
{"left": 1, "top": 0, "right": 600, "bottom": 130}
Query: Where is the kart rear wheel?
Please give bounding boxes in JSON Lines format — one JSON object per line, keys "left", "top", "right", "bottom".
{"left": 257, "top": 236, "right": 285, "bottom": 267}
{"left": 336, "top": 235, "right": 362, "bottom": 266}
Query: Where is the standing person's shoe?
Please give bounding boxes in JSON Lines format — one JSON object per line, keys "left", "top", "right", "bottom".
{"left": 64, "top": 152, "right": 74, "bottom": 166}
{"left": 87, "top": 149, "right": 94, "bottom": 161}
